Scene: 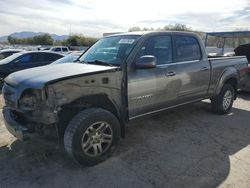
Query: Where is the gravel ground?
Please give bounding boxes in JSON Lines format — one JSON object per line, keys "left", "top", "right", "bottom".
{"left": 0, "top": 92, "right": 250, "bottom": 188}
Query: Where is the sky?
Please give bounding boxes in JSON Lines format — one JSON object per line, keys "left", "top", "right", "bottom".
{"left": 0, "top": 0, "right": 250, "bottom": 37}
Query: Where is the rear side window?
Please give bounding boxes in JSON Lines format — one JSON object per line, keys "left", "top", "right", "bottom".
{"left": 62, "top": 48, "right": 68, "bottom": 52}
{"left": 3, "top": 52, "right": 13, "bottom": 58}
{"left": 55, "top": 48, "right": 61, "bottom": 52}
{"left": 35, "top": 53, "right": 46, "bottom": 62}
{"left": 174, "top": 36, "right": 202, "bottom": 62}
{"left": 137, "top": 35, "right": 172, "bottom": 65}
{"left": 0, "top": 54, "right": 4, "bottom": 59}
{"left": 44, "top": 53, "right": 63, "bottom": 61}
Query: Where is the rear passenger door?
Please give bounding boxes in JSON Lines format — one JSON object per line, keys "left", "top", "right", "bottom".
{"left": 173, "top": 35, "right": 210, "bottom": 101}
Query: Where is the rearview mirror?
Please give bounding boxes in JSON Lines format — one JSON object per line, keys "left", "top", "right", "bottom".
{"left": 135, "top": 55, "right": 156, "bottom": 69}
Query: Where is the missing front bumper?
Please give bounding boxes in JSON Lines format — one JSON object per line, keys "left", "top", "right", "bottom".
{"left": 3, "top": 107, "right": 29, "bottom": 141}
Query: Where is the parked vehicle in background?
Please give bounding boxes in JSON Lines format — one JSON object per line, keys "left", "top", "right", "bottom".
{"left": 50, "top": 52, "right": 82, "bottom": 65}
{"left": 0, "top": 49, "right": 23, "bottom": 60}
{"left": 2, "top": 31, "right": 248, "bottom": 166}
{"left": 49, "top": 46, "right": 69, "bottom": 54}
{"left": 239, "top": 64, "right": 250, "bottom": 92}
{"left": 242, "top": 71, "right": 250, "bottom": 92}
{"left": 0, "top": 51, "right": 63, "bottom": 81}
{"left": 234, "top": 44, "right": 250, "bottom": 91}
{"left": 223, "top": 52, "right": 235, "bottom": 57}
{"left": 234, "top": 44, "right": 250, "bottom": 63}
{"left": 38, "top": 47, "right": 50, "bottom": 51}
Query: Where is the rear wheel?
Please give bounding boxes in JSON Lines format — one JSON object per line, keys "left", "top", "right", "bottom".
{"left": 64, "top": 108, "right": 121, "bottom": 165}
{"left": 211, "top": 84, "right": 235, "bottom": 114}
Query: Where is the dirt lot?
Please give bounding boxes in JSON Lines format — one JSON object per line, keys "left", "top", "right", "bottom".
{"left": 0, "top": 92, "right": 250, "bottom": 188}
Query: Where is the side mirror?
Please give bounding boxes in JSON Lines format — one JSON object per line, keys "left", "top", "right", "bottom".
{"left": 135, "top": 55, "right": 156, "bottom": 69}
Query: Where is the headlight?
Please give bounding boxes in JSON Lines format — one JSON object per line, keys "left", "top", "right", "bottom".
{"left": 19, "top": 89, "right": 41, "bottom": 110}
{"left": 19, "top": 95, "right": 36, "bottom": 110}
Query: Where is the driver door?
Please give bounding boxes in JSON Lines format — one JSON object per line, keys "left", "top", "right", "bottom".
{"left": 127, "top": 35, "right": 180, "bottom": 119}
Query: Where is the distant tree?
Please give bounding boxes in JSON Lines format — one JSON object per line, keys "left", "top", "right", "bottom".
{"left": 32, "top": 34, "right": 53, "bottom": 45}
{"left": 128, "top": 27, "right": 142, "bottom": 32}
{"left": 128, "top": 26, "right": 154, "bottom": 32}
{"left": 54, "top": 40, "right": 63, "bottom": 46}
{"left": 128, "top": 24, "right": 192, "bottom": 32}
{"left": 7, "top": 36, "right": 14, "bottom": 44}
{"left": 61, "top": 34, "right": 97, "bottom": 46}
{"left": 67, "top": 35, "right": 79, "bottom": 46}
{"left": 7, "top": 34, "right": 53, "bottom": 45}
{"left": 162, "top": 24, "right": 192, "bottom": 31}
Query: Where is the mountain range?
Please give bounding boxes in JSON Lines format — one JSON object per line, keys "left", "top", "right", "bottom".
{"left": 0, "top": 31, "right": 69, "bottom": 42}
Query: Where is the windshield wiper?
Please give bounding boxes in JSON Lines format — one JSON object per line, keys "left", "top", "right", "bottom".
{"left": 87, "top": 60, "right": 115, "bottom": 67}
{"left": 73, "top": 59, "right": 80, "bottom": 63}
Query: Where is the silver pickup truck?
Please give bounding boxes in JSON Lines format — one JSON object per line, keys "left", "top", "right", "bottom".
{"left": 2, "top": 31, "right": 248, "bottom": 165}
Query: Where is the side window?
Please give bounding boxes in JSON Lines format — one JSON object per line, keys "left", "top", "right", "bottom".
{"left": 62, "top": 48, "right": 68, "bottom": 52}
{"left": 55, "top": 48, "right": 61, "bottom": 52}
{"left": 45, "top": 53, "right": 62, "bottom": 61}
{"left": 174, "top": 36, "right": 202, "bottom": 62}
{"left": 54, "top": 54, "right": 63, "bottom": 61}
{"left": 35, "top": 53, "right": 46, "bottom": 62}
{"left": 4, "top": 52, "right": 12, "bottom": 57}
{"left": 17, "top": 54, "right": 31, "bottom": 63}
{"left": 138, "top": 36, "right": 172, "bottom": 65}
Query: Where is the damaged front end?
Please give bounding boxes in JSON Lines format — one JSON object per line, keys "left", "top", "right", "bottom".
{"left": 2, "top": 68, "right": 123, "bottom": 141}
{"left": 2, "top": 83, "right": 58, "bottom": 140}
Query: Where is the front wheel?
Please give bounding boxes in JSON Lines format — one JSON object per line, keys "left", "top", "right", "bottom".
{"left": 211, "top": 84, "right": 235, "bottom": 114}
{"left": 64, "top": 108, "right": 121, "bottom": 166}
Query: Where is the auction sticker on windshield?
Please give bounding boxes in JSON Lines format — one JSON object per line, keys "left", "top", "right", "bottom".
{"left": 118, "top": 39, "right": 135, "bottom": 44}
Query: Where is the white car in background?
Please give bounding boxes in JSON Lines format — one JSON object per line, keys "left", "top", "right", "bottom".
{"left": 0, "top": 49, "right": 24, "bottom": 60}
{"left": 49, "top": 46, "right": 70, "bottom": 54}
{"left": 50, "top": 52, "right": 82, "bottom": 65}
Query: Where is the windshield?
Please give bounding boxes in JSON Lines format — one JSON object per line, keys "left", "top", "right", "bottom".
{"left": 0, "top": 52, "right": 22, "bottom": 65}
{"left": 51, "top": 53, "right": 80, "bottom": 65}
{"left": 79, "top": 35, "right": 140, "bottom": 66}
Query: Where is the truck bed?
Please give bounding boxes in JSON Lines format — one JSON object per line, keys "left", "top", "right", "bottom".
{"left": 208, "top": 56, "right": 248, "bottom": 94}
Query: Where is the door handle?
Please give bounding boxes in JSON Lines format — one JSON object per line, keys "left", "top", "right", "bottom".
{"left": 165, "top": 71, "right": 176, "bottom": 77}
{"left": 200, "top": 67, "right": 209, "bottom": 71}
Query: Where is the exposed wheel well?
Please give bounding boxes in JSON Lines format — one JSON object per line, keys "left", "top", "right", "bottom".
{"left": 225, "top": 77, "right": 238, "bottom": 99}
{"left": 57, "top": 94, "right": 125, "bottom": 138}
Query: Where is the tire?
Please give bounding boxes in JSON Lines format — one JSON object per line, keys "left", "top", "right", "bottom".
{"left": 211, "top": 84, "right": 235, "bottom": 114}
{"left": 64, "top": 108, "right": 121, "bottom": 166}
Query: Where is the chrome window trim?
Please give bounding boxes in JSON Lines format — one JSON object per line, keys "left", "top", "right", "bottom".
{"left": 156, "top": 59, "right": 200, "bottom": 67}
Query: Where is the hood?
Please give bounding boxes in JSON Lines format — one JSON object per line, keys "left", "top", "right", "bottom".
{"left": 5, "top": 63, "right": 118, "bottom": 89}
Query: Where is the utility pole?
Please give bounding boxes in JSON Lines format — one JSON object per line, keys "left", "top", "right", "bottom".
{"left": 69, "top": 23, "right": 72, "bottom": 36}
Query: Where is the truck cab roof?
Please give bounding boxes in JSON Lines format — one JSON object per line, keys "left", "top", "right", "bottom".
{"left": 105, "top": 31, "right": 199, "bottom": 38}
